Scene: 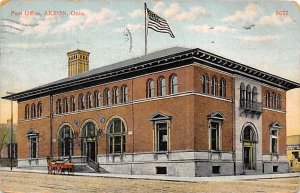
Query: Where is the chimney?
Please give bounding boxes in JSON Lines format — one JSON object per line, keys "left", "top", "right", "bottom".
{"left": 67, "top": 49, "right": 90, "bottom": 77}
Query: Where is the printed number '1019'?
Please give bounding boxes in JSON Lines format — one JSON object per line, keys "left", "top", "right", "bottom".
{"left": 276, "top": 10, "right": 288, "bottom": 16}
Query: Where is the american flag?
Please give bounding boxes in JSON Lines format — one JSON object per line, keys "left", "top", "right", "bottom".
{"left": 146, "top": 8, "right": 175, "bottom": 38}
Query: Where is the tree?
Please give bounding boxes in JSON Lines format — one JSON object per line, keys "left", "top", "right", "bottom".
{"left": 0, "top": 127, "right": 10, "bottom": 158}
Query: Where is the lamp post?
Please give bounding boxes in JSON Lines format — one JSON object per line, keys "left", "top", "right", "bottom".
{"left": 6, "top": 91, "right": 15, "bottom": 171}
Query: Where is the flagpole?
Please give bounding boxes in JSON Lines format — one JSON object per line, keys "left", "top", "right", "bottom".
{"left": 144, "top": 3, "right": 147, "bottom": 55}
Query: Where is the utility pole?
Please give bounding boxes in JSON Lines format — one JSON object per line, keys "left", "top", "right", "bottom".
{"left": 6, "top": 91, "right": 15, "bottom": 171}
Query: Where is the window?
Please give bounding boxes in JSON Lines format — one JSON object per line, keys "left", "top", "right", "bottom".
{"left": 210, "top": 122, "right": 220, "bottom": 151}
{"left": 58, "top": 125, "right": 74, "bottom": 157}
{"left": 211, "top": 76, "right": 218, "bottom": 96}
{"left": 103, "top": 88, "right": 111, "bottom": 106}
{"left": 212, "top": 166, "right": 220, "bottom": 174}
{"left": 107, "top": 118, "right": 126, "bottom": 154}
{"left": 78, "top": 94, "right": 85, "bottom": 110}
{"left": 121, "top": 85, "right": 128, "bottom": 103}
{"left": 87, "top": 92, "right": 93, "bottom": 109}
{"left": 156, "top": 167, "right": 167, "bottom": 174}
{"left": 157, "top": 77, "right": 166, "bottom": 97}
{"left": 246, "top": 85, "right": 251, "bottom": 109}
{"left": 63, "top": 98, "right": 68, "bottom": 113}
{"left": 170, "top": 74, "right": 178, "bottom": 94}
{"left": 277, "top": 95, "right": 282, "bottom": 110}
{"left": 25, "top": 104, "right": 30, "bottom": 119}
{"left": 37, "top": 102, "right": 42, "bottom": 118}
{"left": 265, "top": 91, "right": 270, "bottom": 108}
{"left": 30, "top": 137, "right": 38, "bottom": 159}
{"left": 271, "top": 92, "right": 276, "bottom": 109}
{"left": 240, "top": 83, "right": 246, "bottom": 108}
{"left": 271, "top": 129, "right": 278, "bottom": 153}
{"left": 112, "top": 87, "right": 120, "bottom": 105}
{"left": 31, "top": 103, "right": 36, "bottom": 118}
{"left": 56, "top": 99, "right": 62, "bottom": 114}
{"left": 252, "top": 86, "right": 258, "bottom": 102}
{"left": 146, "top": 79, "right": 154, "bottom": 98}
{"left": 94, "top": 91, "right": 100, "bottom": 108}
{"left": 156, "top": 122, "right": 168, "bottom": 151}
{"left": 219, "top": 78, "right": 226, "bottom": 98}
{"left": 202, "top": 74, "right": 209, "bottom": 94}
{"left": 243, "top": 126, "right": 255, "bottom": 141}
{"left": 70, "top": 96, "right": 76, "bottom": 112}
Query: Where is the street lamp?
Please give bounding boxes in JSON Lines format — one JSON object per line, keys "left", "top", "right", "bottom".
{"left": 6, "top": 91, "right": 15, "bottom": 171}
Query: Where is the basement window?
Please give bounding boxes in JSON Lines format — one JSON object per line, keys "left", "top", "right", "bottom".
{"left": 156, "top": 167, "right": 167, "bottom": 174}
{"left": 273, "top": 166, "right": 278, "bottom": 172}
{"left": 212, "top": 166, "right": 220, "bottom": 174}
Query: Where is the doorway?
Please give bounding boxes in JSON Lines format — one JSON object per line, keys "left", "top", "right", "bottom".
{"left": 87, "top": 141, "right": 96, "bottom": 161}
{"left": 242, "top": 125, "right": 257, "bottom": 170}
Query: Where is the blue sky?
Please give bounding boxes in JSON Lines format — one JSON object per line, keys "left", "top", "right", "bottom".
{"left": 0, "top": 0, "right": 299, "bottom": 134}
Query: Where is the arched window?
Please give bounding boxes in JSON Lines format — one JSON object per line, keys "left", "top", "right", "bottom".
{"left": 103, "top": 88, "right": 111, "bottom": 106}
{"left": 170, "top": 74, "right": 178, "bottom": 94}
{"left": 94, "top": 91, "right": 100, "bottom": 108}
{"left": 70, "top": 96, "right": 76, "bottom": 112}
{"left": 211, "top": 76, "right": 218, "bottom": 96}
{"left": 146, "top": 79, "right": 154, "bottom": 98}
{"left": 107, "top": 118, "right": 126, "bottom": 154}
{"left": 63, "top": 98, "right": 68, "bottom": 113}
{"left": 252, "top": 86, "right": 258, "bottom": 102}
{"left": 25, "top": 104, "right": 30, "bottom": 119}
{"left": 277, "top": 95, "right": 282, "bottom": 110}
{"left": 121, "top": 85, "right": 128, "bottom": 103}
{"left": 31, "top": 103, "right": 36, "bottom": 118}
{"left": 219, "top": 78, "right": 226, "bottom": 98}
{"left": 81, "top": 121, "right": 98, "bottom": 161}
{"left": 78, "top": 94, "right": 85, "bottom": 110}
{"left": 271, "top": 92, "right": 276, "bottom": 109}
{"left": 157, "top": 77, "right": 166, "bottom": 97}
{"left": 246, "top": 85, "right": 251, "bottom": 108}
{"left": 37, "top": 102, "right": 42, "bottom": 118}
{"left": 265, "top": 91, "right": 270, "bottom": 108}
{"left": 87, "top": 92, "right": 93, "bottom": 109}
{"left": 202, "top": 74, "right": 209, "bottom": 94}
{"left": 56, "top": 99, "right": 62, "bottom": 114}
{"left": 243, "top": 126, "right": 256, "bottom": 141}
{"left": 58, "top": 125, "right": 74, "bottom": 157}
{"left": 112, "top": 87, "right": 119, "bottom": 105}
{"left": 240, "top": 83, "right": 246, "bottom": 108}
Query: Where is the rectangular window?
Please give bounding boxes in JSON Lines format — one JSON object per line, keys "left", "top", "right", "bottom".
{"left": 210, "top": 122, "right": 220, "bottom": 151}
{"left": 30, "top": 138, "right": 37, "bottom": 159}
{"left": 271, "top": 130, "right": 278, "bottom": 153}
{"left": 156, "top": 167, "right": 167, "bottom": 174}
{"left": 273, "top": 166, "right": 278, "bottom": 172}
{"left": 156, "top": 122, "right": 168, "bottom": 152}
{"left": 212, "top": 166, "right": 220, "bottom": 174}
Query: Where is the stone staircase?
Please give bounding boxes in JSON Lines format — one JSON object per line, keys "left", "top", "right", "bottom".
{"left": 71, "top": 156, "right": 108, "bottom": 173}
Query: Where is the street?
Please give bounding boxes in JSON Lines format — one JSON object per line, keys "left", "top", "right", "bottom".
{"left": 0, "top": 171, "right": 300, "bottom": 193}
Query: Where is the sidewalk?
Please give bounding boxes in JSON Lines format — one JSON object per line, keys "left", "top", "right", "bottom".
{"left": 1, "top": 167, "right": 300, "bottom": 183}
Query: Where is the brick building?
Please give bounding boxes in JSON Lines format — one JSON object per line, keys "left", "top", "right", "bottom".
{"left": 3, "top": 47, "right": 300, "bottom": 176}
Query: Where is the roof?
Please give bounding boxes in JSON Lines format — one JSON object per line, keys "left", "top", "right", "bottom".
{"left": 2, "top": 46, "right": 300, "bottom": 101}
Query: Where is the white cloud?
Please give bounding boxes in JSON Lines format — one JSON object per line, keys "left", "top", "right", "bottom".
{"left": 236, "top": 35, "right": 281, "bottom": 43}
{"left": 222, "top": 3, "right": 259, "bottom": 23}
{"left": 153, "top": 2, "right": 165, "bottom": 13}
{"left": 23, "top": 15, "right": 57, "bottom": 35}
{"left": 129, "top": 9, "right": 144, "bottom": 18}
{"left": 257, "top": 13, "right": 292, "bottom": 26}
{"left": 115, "top": 24, "right": 143, "bottom": 33}
{"left": 187, "top": 24, "right": 237, "bottom": 33}
{"left": 6, "top": 41, "right": 65, "bottom": 48}
{"left": 164, "top": 3, "right": 209, "bottom": 21}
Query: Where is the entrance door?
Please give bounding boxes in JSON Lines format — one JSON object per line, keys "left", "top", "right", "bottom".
{"left": 87, "top": 141, "right": 96, "bottom": 161}
{"left": 243, "top": 142, "right": 254, "bottom": 170}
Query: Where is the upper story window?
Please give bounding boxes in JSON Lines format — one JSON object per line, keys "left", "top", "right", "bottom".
{"left": 63, "top": 97, "right": 68, "bottom": 113}
{"left": 170, "top": 74, "right": 178, "bottom": 95}
{"left": 211, "top": 76, "right": 218, "bottom": 96}
{"left": 25, "top": 104, "right": 30, "bottom": 119}
{"left": 240, "top": 83, "right": 246, "bottom": 108}
{"left": 31, "top": 103, "right": 36, "bottom": 118}
{"left": 219, "top": 78, "right": 226, "bottom": 98}
{"left": 252, "top": 86, "right": 258, "bottom": 102}
{"left": 94, "top": 91, "right": 100, "bottom": 108}
{"left": 56, "top": 99, "right": 62, "bottom": 114}
{"left": 246, "top": 85, "right": 251, "bottom": 108}
{"left": 121, "top": 85, "right": 128, "bottom": 103}
{"left": 78, "top": 94, "right": 85, "bottom": 110}
{"left": 70, "top": 96, "right": 76, "bottom": 112}
{"left": 112, "top": 87, "right": 120, "bottom": 105}
{"left": 277, "top": 95, "right": 282, "bottom": 111}
{"left": 87, "top": 92, "right": 93, "bottom": 109}
{"left": 271, "top": 92, "right": 276, "bottom": 109}
{"left": 202, "top": 74, "right": 209, "bottom": 94}
{"left": 146, "top": 79, "right": 154, "bottom": 98}
{"left": 37, "top": 102, "right": 42, "bottom": 118}
{"left": 103, "top": 88, "right": 111, "bottom": 106}
{"left": 157, "top": 77, "right": 166, "bottom": 97}
{"left": 265, "top": 91, "right": 270, "bottom": 108}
